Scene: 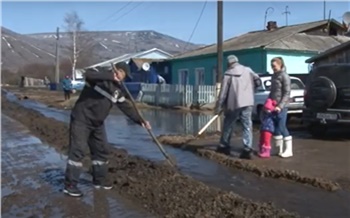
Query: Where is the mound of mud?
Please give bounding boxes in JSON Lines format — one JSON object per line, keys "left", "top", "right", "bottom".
{"left": 1, "top": 97, "right": 299, "bottom": 217}
{"left": 157, "top": 134, "right": 341, "bottom": 192}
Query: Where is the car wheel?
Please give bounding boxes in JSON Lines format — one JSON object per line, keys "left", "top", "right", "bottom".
{"left": 307, "top": 76, "right": 337, "bottom": 109}
{"left": 308, "top": 123, "right": 328, "bottom": 138}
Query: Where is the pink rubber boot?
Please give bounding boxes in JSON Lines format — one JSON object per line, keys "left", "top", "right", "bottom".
{"left": 258, "top": 131, "right": 271, "bottom": 158}
{"left": 258, "top": 145, "right": 271, "bottom": 158}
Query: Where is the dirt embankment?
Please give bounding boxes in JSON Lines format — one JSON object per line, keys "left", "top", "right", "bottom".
{"left": 1, "top": 97, "right": 299, "bottom": 218}
{"left": 156, "top": 134, "right": 341, "bottom": 192}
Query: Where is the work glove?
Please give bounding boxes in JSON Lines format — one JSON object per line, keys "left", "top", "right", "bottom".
{"left": 215, "top": 105, "right": 222, "bottom": 115}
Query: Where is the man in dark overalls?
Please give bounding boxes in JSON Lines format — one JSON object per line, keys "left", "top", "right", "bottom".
{"left": 64, "top": 62, "right": 151, "bottom": 197}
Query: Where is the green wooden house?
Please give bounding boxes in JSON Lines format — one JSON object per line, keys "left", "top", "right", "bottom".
{"left": 170, "top": 19, "right": 349, "bottom": 85}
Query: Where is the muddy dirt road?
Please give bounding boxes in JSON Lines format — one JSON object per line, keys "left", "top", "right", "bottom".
{"left": 3, "top": 89, "right": 350, "bottom": 218}
{"left": 1, "top": 115, "right": 151, "bottom": 218}
{"left": 2, "top": 94, "right": 299, "bottom": 217}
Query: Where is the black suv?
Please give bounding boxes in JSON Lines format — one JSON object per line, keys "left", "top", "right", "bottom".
{"left": 303, "top": 64, "right": 350, "bottom": 138}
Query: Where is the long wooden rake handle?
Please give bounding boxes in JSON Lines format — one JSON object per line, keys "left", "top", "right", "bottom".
{"left": 111, "top": 63, "right": 176, "bottom": 167}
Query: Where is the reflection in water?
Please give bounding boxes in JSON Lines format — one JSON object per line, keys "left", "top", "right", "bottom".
{"left": 136, "top": 109, "right": 221, "bottom": 135}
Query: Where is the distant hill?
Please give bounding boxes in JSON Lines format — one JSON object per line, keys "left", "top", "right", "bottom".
{"left": 1, "top": 27, "right": 202, "bottom": 72}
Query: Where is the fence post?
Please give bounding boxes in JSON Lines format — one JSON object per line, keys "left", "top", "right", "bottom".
{"left": 193, "top": 85, "right": 199, "bottom": 107}
{"left": 155, "top": 83, "right": 161, "bottom": 106}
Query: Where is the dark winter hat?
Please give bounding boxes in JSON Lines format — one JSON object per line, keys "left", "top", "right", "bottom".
{"left": 114, "top": 61, "right": 132, "bottom": 79}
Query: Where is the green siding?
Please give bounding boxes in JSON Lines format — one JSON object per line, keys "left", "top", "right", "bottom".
{"left": 171, "top": 48, "right": 266, "bottom": 85}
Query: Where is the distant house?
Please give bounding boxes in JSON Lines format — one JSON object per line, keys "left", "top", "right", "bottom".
{"left": 305, "top": 40, "right": 350, "bottom": 67}
{"left": 169, "top": 19, "right": 350, "bottom": 85}
{"left": 86, "top": 48, "right": 173, "bottom": 69}
{"left": 127, "top": 58, "right": 171, "bottom": 83}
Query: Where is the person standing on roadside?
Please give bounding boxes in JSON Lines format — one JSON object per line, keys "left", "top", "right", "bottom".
{"left": 215, "top": 55, "right": 261, "bottom": 159}
{"left": 269, "top": 57, "right": 293, "bottom": 158}
{"left": 62, "top": 75, "right": 73, "bottom": 100}
{"left": 63, "top": 62, "right": 152, "bottom": 197}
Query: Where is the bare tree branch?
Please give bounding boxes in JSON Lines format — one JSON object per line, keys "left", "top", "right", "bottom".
{"left": 63, "top": 11, "right": 95, "bottom": 79}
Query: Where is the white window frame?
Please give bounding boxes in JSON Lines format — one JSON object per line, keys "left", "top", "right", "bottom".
{"left": 195, "top": 67, "right": 205, "bottom": 85}
{"left": 178, "top": 68, "right": 189, "bottom": 85}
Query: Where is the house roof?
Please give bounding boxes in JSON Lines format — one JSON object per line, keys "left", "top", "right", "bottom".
{"left": 267, "top": 33, "right": 350, "bottom": 51}
{"left": 305, "top": 40, "right": 350, "bottom": 63}
{"left": 173, "top": 19, "right": 347, "bottom": 60}
{"left": 86, "top": 48, "right": 173, "bottom": 68}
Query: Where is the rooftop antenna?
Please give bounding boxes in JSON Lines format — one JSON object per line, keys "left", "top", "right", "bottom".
{"left": 343, "top": 11, "right": 350, "bottom": 33}
{"left": 264, "top": 7, "right": 274, "bottom": 30}
{"left": 282, "top": 6, "right": 291, "bottom": 26}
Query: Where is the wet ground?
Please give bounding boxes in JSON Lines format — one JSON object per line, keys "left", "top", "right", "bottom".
{"left": 2, "top": 92, "right": 299, "bottom": 217}
{"left": 1, "top": 114, "right": 151, "bottom": 218}
{"left": 2, "top": 89, "right": 350, "bottom": 217}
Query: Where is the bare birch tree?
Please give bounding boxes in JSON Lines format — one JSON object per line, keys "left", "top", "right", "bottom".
{"left": 63, "top": 11, "right": 95, "bottom": 80}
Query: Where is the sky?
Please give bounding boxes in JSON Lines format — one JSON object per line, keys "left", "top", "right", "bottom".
{"left": 1, "top": 1, "right": 350, "bottom": 44}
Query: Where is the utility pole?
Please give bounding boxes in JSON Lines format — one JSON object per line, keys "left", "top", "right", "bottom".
{"left": 216, "top": 0, "right": 223, "bottom": 97}
{"left": 323, "top": 0, "right": 326, "bottom": 20}
{"left": 282, "top": 6, "right": 291, "bottom": 26}
{"left": 55, "top": 27, "right": 60, "bottom": 88}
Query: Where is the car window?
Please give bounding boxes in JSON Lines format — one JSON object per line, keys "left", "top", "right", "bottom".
{"left": 262, "top": 79, "right": 304, "bottom": 91}
{"left": 290, "top": 79, "right": 305, "bottom": 90}
{"left": 263, "top": 80, "right": 272, "bottom": 91}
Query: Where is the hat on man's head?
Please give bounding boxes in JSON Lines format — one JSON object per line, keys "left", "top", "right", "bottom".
{"left": 114, "top": 61, "right": 132, "bottom": 79}
{"left": 227, "top": 55, "right": 239, "bottom": 64}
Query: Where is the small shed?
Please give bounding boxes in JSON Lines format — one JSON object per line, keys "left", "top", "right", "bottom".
{"left": 127, "top": 58, "right": 170, "bottom": 83}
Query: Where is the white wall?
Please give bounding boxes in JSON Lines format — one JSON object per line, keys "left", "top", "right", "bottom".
{"left": 266, "top": 52, "right": 314, "bottom": 74}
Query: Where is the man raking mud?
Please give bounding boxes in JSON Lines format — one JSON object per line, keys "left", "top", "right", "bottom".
{"left": 64, "top": 62, "right": 151, "bottom": 197}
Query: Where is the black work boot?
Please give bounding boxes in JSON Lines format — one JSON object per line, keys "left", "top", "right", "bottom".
{"left": 64, "top": 164, "right": 83, "bottom": 197}
{"left": 239, "top": 149, "right": 253, "bottom": 160}
{"left": 216, "top": 145, "right": 231, "bottom": 156}
{"left": 63, "top": 184, "right": 83, "bottom": 197}
{"left": 92, "top": 163, "right": 113, "bottom": 190}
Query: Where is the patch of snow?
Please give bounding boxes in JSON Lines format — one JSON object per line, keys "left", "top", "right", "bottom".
{"left": 2, "top": 36, "right": 15, "bottom": 52}
{"left": 112, "top": 40, "right": 120, "bottom": 43}
{"left": 150, "top": 32, "right": 155, "bottom": 36}
{"left": 99, "top": 42, "right": 109, "bottom": 50}
{"left": 27, "top": 43, "right": 55, "bottom": 58}
{"left": 104, "top": 38, "right": 108, "bottom": 41}
{"left": 20, "top": 46, "right": 40, "bottom": 58}
{"left": 175, "top": 44, "right": 179, "bottom": 48}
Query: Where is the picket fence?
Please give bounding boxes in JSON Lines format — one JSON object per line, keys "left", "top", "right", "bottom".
{"left": 139, "top": 83, "right": 217, "bottom": 107}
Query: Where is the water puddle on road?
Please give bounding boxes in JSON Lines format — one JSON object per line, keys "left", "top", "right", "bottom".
{"left": 4, "top": 91, "right": 350, "bottom": 218}
{"left": 1, "top": 114, "right": 152, "bottom": 218}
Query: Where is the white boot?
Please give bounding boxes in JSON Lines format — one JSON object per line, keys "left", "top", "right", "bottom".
{"left": 280, "top": 136, "right": 293, "bottom": 158}
{"left": 273, "top": 135, "right": 283, "bottom": 156}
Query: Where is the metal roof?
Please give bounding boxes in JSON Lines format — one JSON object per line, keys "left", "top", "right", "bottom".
{"left": 173, "top": 19, "right": 347, "bottom": 60}
{"left": 86, "top": 48, "right": 173, "bottom": 68}
{"left": 305, "top": 40, "right": 350, "bottom": 63}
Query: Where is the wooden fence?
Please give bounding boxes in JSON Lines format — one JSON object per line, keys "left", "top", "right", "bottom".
{"left": 139, "top": 83, "right": 217, "bottom": 107}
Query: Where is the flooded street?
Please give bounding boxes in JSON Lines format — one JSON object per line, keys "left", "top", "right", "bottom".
{"left": 3, "top": 91, "right": 350, "bottom": 218}
{"left": 1, "top": 114, "right": 152, "bottom": 218}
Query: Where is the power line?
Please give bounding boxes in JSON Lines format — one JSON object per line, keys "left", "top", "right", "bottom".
{"left": 94, "top": 1, "right": 133, "bottom": 28}
{"left": 110, "top": 2, "right": 144, "bottom": 23}
{"left": 184, "top": 1, "right": 208, "bottom": 51}
{"left": 73, "top": 2, "right": 145, "bottom": 58}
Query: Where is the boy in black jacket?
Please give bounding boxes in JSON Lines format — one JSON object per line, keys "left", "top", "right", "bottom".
{"left": 64, "top": 62, "right": 151, "bottom": 197}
